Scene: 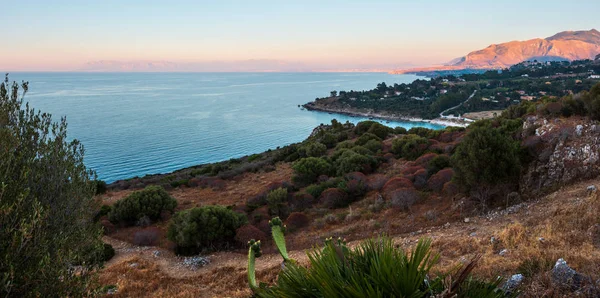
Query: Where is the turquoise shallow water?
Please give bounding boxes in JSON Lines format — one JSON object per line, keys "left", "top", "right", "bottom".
{"left": 10, "top": 72, "right": 442, "bottom": 182}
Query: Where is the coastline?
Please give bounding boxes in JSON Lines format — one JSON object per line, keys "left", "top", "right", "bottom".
{"left": 302, "top": 103, "right": 468, "bottom": 128}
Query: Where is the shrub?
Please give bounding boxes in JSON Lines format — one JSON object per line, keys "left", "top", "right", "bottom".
{"left": 0, "top": 77, "right": 103, "bottom": 296}
{"left": 415, "top": 152, "right": 438, "bottom": 167}
{"left": 367, "top": 174, "right": 388, "bottom": 191}
{"left": 413, "top": 169, "right": 429, "bottom": 190}
{"left": 319, "top": 133, "right": 338, "bottom": 149}
{"left": 102, "top": 243, "right": 115, "bottom": 263}
{"left": 354, "top": 120, "right": 379, "bottom": 135}
{"left": 391, "top": 134, "right": 429, "bottom": 160}
{"left": 334, "top": 150, "right": 375, "bottom": 176}
{"left": 382, "top": 177, "right": 414, "bottom": 199}
{"left": 442, "top": 181, "right": 460, "bottom": 197}
{"left": 95, "top": 180, "right": 108, "bottom": 195}
{"left": 292, "top": 157, "right": 332, "bottom": 185}
{"left": 363, "top": 139, "right": 383, "bottom": 153}
{"left": 302, "top": 142, "right": 327, "bottom": 157}
{"left": 408, "top": 127, "right": 440, "bottom": 138}
{"left": 235, "top": 225, "right": 268, "bottom": 245}
{"left": 342, "top": 179, "right": 368, "bottom": 199}
{"left": 389, "top": 188, "right": 419, "bottom": 210}
{"left": 288, "top": 193, "right": 316, "bottom": 212}
{"left": 304, "top": 178, "right": 342, "bottom": 198}
{"left": 367, "top": 122, "right": 392, "bottom": 139}
{"left": 428, "top": 168, "right": 454, "bottom": 192}
{"left": 108, "top": 185, "right": 177, "bottom": 226}
{"left": 267, "top": 187, "right": 288, "bottom": 215}
{"left": 394, "top": 126, "right": 408, "bottom": 134}
{"left": 355, "top": 132, "right": 382, "bottom": 146}
{"left": 335, "top": 140, "right": 354, "bottom": 150}
{"left": 133, "top": 227, "right": 162, "bottom": 246}
{"left": 94, "top": 204, "right": 112, "bottom": 222}
{"left": 285, "top": 212, "right": 310, "bottom": 231}
{"left": 319, "top": 188, "right": 350, "bottom": 209}
{"left": 167, "top": 205, "right": 247, "bottom": 254}
{"left": 427, "top": 154, "right": 451, "bottom": 175}
{"left": 451, "top": 124, "right": 520, "bottom": 193}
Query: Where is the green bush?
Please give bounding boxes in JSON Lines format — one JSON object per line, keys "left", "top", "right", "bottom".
{"left": 108, "top": 185, "right": 177, "bottom": 225}
{"left": 302, "top": 142, "right": 327, "bottom": 157}
{"left": 167, "top": 205, "right": 247, "bottom": 254}
{"left": 94, "top": 204, "right": 112, "bottom": 222}
{"left": 452, "top": 124, "right": 521, "bottom": 198}
{"left": 247, "top": 154, "right": 262, "bottom": 162}
{"left": 304, "top": 178, "right": 343, "bottom": 198}
{"left": 267, "top": 187, "right": 288, "bottom": 216}
{"left": 362, "top": 139, "right": 383, "bottom": 153}
{"left": 335, "top": 140, "right": 354, "bottom": 150}
{"left": 1, "top": 76, "right": 103, "bottom": 296}
{"left": 408, "top": 127, "right": 441, "bottom": 139}
{"left": 427, "top": 154, "right": 451, "bottom": 175}
{"left": 394, "top": 126, "right": 408, "bottom": 134}
{"left": 334, "top": 150, "right": 375, "bottom": 176}
{"left": 391, "top": 134, "right": 430, "bottom": 160}
{"left": 366, "top": 122, "right": 393, "bottom": 139}
{"left": 292, "top": 157, "right": 332, "bottom": 185}
{"left": 355, "top": 132, "right": 381, "bottom": 146}
{"left": 95, "top": 180, "right": 108, "bottom": 195}
{"left": 318, "top": 133, "right": 338, "bottom": 148}
{"left": 354, "top": 120, "right": 379, "bottom": 135}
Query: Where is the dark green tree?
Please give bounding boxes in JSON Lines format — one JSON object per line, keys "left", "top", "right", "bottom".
{"left": 0, "top": 75, "right": 103, "bottom": 296}
{"left": 167, "top": 205, "right": 247, "bottom": 254}
{"left": 451, "top": 124, "right": 521, "bottom": 205}
{"left": 292, "top": 157, "right": 332, "bottom": 185}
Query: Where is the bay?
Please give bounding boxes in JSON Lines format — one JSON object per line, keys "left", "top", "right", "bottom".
{"left": 9, "top": 72, "right": 442, "bottom": 182}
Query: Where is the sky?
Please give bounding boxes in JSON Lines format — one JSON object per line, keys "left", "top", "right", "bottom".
{"left": 1, "top": 0, "right": 599, "bottom": 71}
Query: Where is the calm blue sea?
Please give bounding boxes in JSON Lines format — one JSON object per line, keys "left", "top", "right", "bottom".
{"left": 10, "top": 72, "right": 442, "bottom": 183}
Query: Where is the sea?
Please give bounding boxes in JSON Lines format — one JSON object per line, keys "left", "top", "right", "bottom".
{"left": 9, "top": 72, "right": 443, "bottom": 183}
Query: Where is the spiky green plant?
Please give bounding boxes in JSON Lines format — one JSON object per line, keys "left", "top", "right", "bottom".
{"left": 255, "top": 237, "right": 439, "bottom": 298}
{"left": 269, "top": 217, "right": 293, "bottom": 263}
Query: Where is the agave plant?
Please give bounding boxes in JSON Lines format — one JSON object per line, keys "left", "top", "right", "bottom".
{"left": 247, "top": 217, "right": 511, "bottom": 297}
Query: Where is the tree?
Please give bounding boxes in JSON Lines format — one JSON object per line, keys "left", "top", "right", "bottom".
{"left": 451, "top": 124, "right": 520, "bottom": 205}
{"left": 0, "top": 75, "right": 103, "bottom": 296}
{"left": 292, "top": 157, "right": 332, "bottom": 185}
{"left": 167, "top": 205, "right": 247, "bottom": 254}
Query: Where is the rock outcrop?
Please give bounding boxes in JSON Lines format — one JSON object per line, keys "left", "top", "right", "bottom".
{"left": 520, "top": 117, "right": 600, "bottom": 194}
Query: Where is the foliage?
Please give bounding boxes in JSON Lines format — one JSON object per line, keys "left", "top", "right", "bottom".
{"left": 391, "top": 134, "right": 430, "bottom": 160}
{"left": 355, "top": 132, "right": 382, "bottom": 146}
{"left": 0, "top": 76, "right": 103, "bottom": 296}
{"left": 319, "top": 188, "right": 350, "bottom": 209}
{"left": 94, "top": 204, "right": 112, "bottom": 222}
{"left": 304, "top": 178, "right": 343, "bottom": 198}
{"left": 248, "top": 221, "right": 509, "bottom": 297}
{"left": 362, "top": 139, "right": 383, "bottom": 153}
{"left": 452, "top": 123, "right": 521, "bottom": 195}
{"left": 300, "top": 142, "right": 327, "bottom": 157}
{"left": 253, "top": 237, "right": 439, "bottom": 297}
{"left": 266, "top": 187, "right": 288, "bottom": 216}
{"left": 285, "top": 212, "right": 310, "bottom": 232}
{"left": 408, "top": 126, "right": 441, "bottom": 139}
{"left": 427, "top": 154, "right": 451, "bottom": 175}
{"left": 235, "top": 225, "right": 268, "bottom": 245}
{"left": 108, "top": 185, "right": 177, "bottom": 225}
{"left": 292, "top": 157, "right": 332, "bottom": 185}
{"left": 394, "top": 126, "right": 408, "bottom": 134}
{"left": 333, "top": 149, "right": 376, "bottom": 176}
{"left": 95, "top": 180, "right": 108, "bottom": 194}
{"left": 167, "top": 205, "right": 247, "bottom": 254}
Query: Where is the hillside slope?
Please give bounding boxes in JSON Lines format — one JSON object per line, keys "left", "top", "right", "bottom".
{"left": 396, "top": 29, "right": 600, "bottom": 74}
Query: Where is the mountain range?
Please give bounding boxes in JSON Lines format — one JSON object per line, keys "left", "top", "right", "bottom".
{"left": 395, "top": 29, "right": 600, "bottom": 74}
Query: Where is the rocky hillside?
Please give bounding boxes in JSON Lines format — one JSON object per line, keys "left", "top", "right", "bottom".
{"left": 396, "top": 29, "right": 600, "bottom": 74}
